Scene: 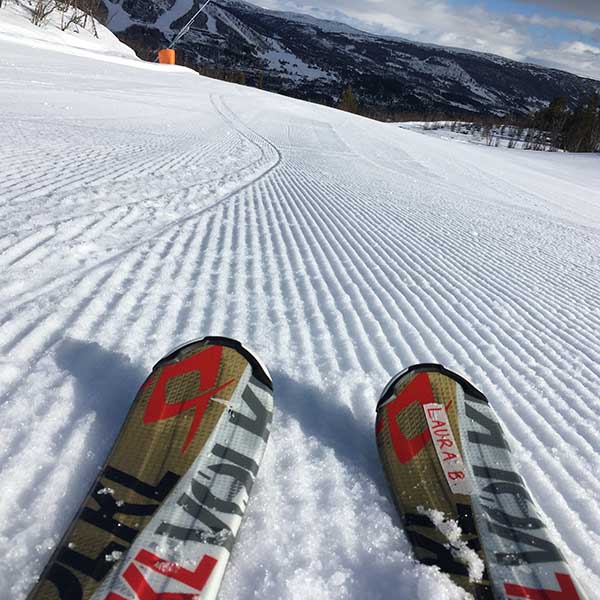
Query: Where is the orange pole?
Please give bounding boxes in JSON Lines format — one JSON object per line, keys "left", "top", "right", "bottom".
{"left": 158, "top": 49, "right": 176, "bottom": 65}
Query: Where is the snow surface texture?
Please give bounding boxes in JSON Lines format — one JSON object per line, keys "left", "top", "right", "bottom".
{"left": 1, "top": 5, "right": 600, "bottom": 600}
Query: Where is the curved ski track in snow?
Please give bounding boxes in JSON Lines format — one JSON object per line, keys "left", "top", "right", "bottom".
{"left": 1, "top": 42, "right": 600, "bottom": 600}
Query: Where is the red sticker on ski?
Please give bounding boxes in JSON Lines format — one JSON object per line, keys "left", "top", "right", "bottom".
{"left": 105, "top": 548, "right": 217, "bottom": 600}
{"left": 505, "top": 572, "right": 581, "bottom": 599}
{"left": 144, "top": 345, "right": 234, "bottom": 453}
{"left": 384, "top": 373, "right": 436, "bottom": 463}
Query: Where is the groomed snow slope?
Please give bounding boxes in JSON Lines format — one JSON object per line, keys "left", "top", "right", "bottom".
{"left": 1, "top": 8, "right": 600, "bottom": 600}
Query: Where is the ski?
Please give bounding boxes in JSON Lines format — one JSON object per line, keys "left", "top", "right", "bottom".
{"left": 27, "top": 336, "right": 273, "bottom": 600}
{"left": 375, "top": 363, "right": 587, "bottom": 600}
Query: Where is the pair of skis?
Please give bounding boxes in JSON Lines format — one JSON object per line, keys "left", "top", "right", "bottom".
{"left": 28, "top": 338, "right": 587, "bottom": 599}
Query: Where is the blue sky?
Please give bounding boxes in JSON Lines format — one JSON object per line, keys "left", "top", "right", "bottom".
{"left": 450, "top": 0, "right": 560, "bottom": 17}
{"left": 259, "top": 0, "right": 600, "bottom": 80}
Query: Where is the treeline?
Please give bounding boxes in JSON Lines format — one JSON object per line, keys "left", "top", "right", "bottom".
{"left": 193, "top": 64, "right": 251, "bottom": 87}
{"left": 452, "top": 96, "right": 600, "bottom": 153}
{"left": 336, "top": 86, "right": 600, "bottom": 153}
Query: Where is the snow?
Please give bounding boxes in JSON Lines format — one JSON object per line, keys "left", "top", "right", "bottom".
{"left": 206, "top": 9, "right": 218, "bottom": 35}
{"left": 406, "top": 57, "right": 500, "bottom": 103}
{"left": 0, "top": 0, "right": 192, "bottom": 72}
{"left": 0, "top": 0, "right": 134, "bottom": 59}
{"left": 261, "top": 42, "right": 334, "bottom": 81}
{"left": 102, "top": 0, "right": 135, "bottom": 33}
{"left": 256, "top": 8, "right": 364, "bottom": 36}
{"left": 210, "top": 3, "right": 268, "bottom": 50}
{"left": 417, "top": 507, "right": 484, "bottom": 583}
{"left": 1, "top": 3, "right": 600, "bottom": 600}
{"left": 155, "top": 0, "right": 196, "bottom": 32}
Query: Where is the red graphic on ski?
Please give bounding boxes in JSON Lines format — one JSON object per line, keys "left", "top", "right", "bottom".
{"left": 105, "top": 549, "right": 217, "bottom": 600}
{"left": 144, "top": 345, "right": 234, "bottom": 453}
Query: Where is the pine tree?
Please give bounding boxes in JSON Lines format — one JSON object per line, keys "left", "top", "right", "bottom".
{"left": 339, "top": 85, "right": 358, "bottom": 114}
{"left": 558, "top": 95, "right": 599, "bottom": 152}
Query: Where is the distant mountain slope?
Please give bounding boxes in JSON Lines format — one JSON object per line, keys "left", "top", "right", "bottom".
{"left": 103, "top": 0, "right": 600, "bottom": 115}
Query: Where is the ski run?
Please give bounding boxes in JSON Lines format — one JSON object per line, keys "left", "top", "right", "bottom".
{"left": 1, "top": 5, "right": 600, "bottom": 599}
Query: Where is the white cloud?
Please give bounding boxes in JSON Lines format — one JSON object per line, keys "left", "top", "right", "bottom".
{"left": 514, "top": 13, "right": 600, "bottom": 37}
{"left": 564, "top": 40, "right": 600, "bottom": 55}
{"left": 526, "top": 41, "right": 600, "bottom": 78}
{"left": 511, "top": 0, "right": 600, "bottom": 20}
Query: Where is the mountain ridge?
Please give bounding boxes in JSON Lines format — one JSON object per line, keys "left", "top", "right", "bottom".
{"left": 102, "top": 0, "right": 600, "bottom": 116}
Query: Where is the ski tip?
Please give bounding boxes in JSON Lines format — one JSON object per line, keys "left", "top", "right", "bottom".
{"left": 376, "top": 363, "right": 487, "bottom": 411}
{"left": 155, "top": 336, "right": 273, "bottom": 390}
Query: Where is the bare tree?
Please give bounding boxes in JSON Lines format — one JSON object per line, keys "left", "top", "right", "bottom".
{"left": 31, "top": 0, "right": 56, "bottom": 26}
{"left": 53, "top": 0, "right": 103, "bottom": 36}
{"left": 57, "top": 0, "right": 85, "bottom": 31}
{"left": 507, "top": 127, "right": 520, "bottom": 149}
{"left": 79, "top": 0, "right": 103, "bottom": 35}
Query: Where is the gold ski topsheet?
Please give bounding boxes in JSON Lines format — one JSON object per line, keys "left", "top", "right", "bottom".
{"left": 376, "top": 364, "right": 587, "bottom": 600}
{"left": 28, "top": 336, "right": 273, "bottom": 600}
